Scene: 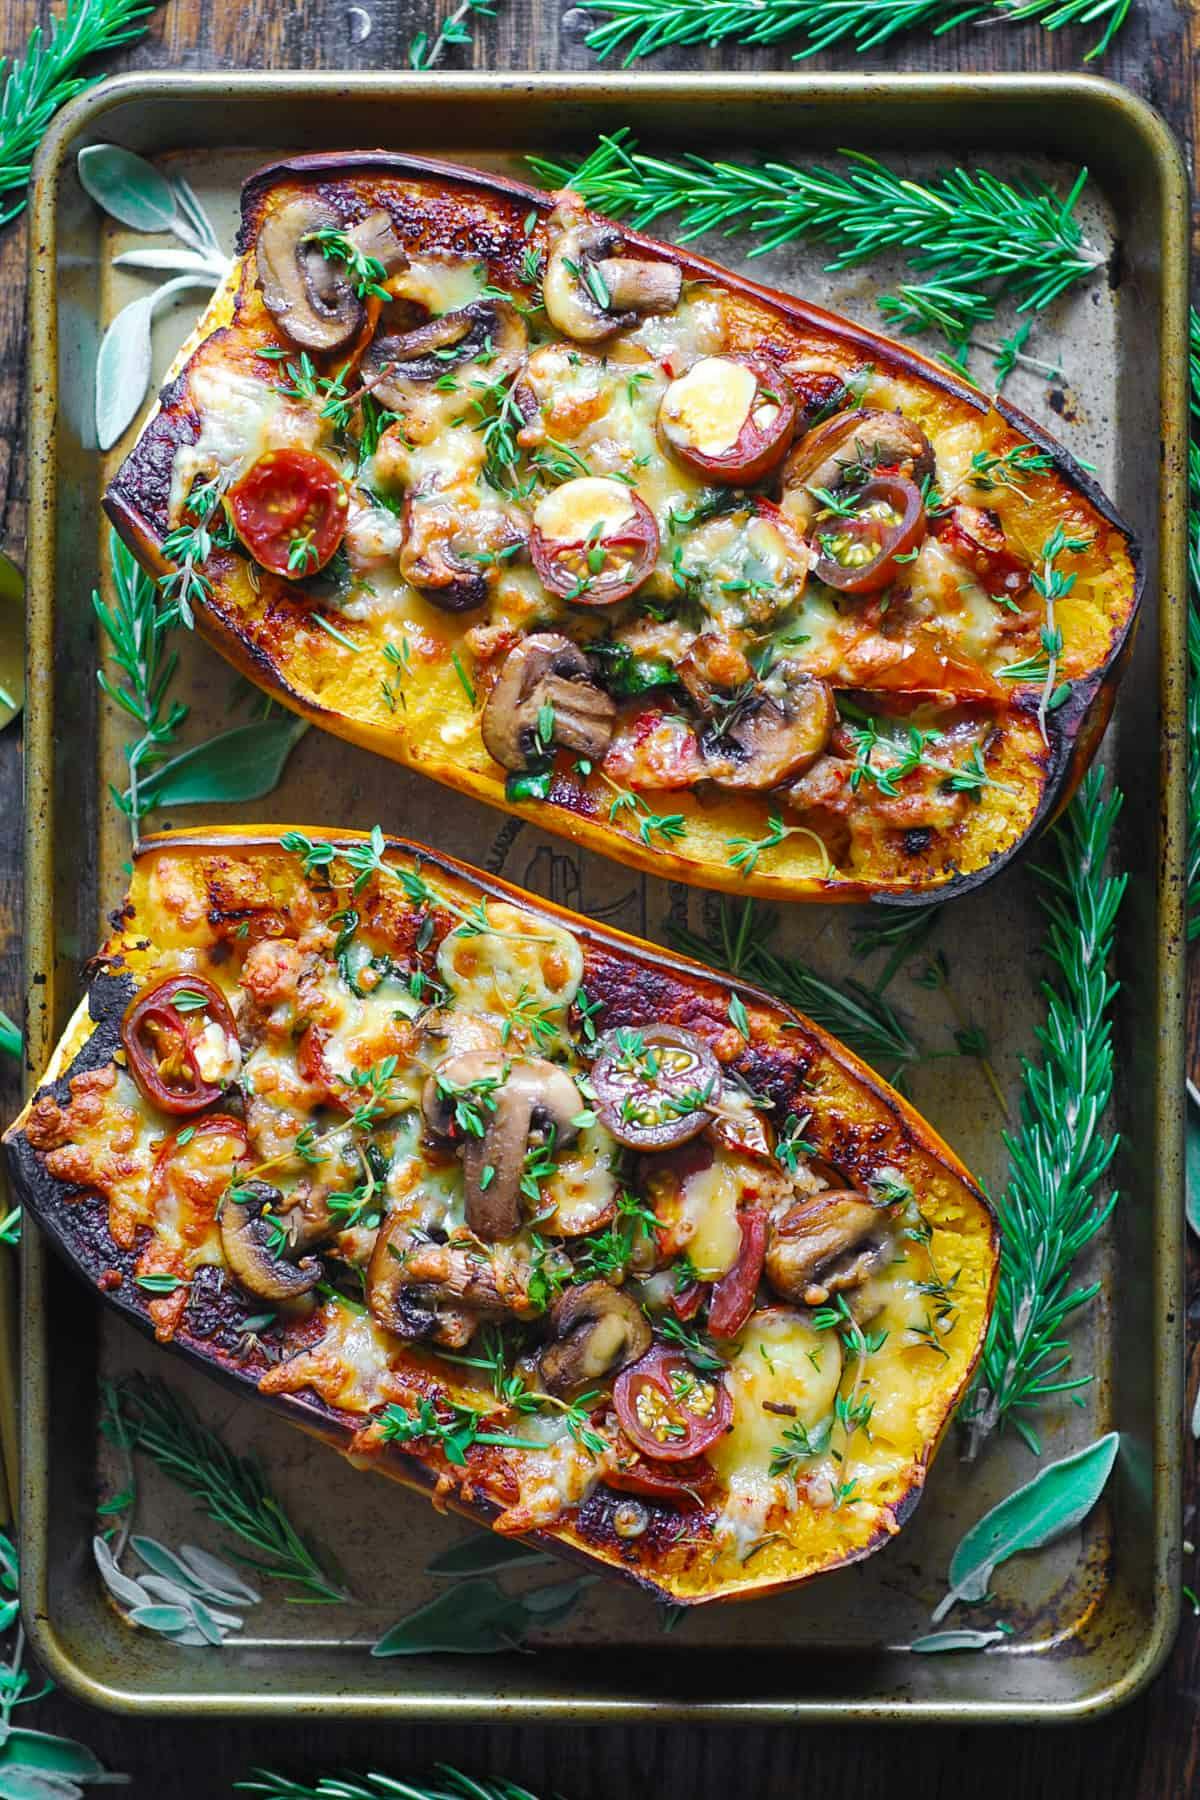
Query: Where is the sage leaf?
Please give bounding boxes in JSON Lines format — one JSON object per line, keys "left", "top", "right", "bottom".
{"left": 0, "top": 1773, "right": 85, "bottom": 1798}
{"left": 177, "top": 1544, "right": 260, "bottom": 1605}
{"left": 112, "top": 248, "right": 219, "bottom": 275}
{"left": 91, "top": 1536, "right": 146, "bottom": 1610}
{"left": 425, "top": 1534, "right": 552, "bottom": 1578}
{"left": 908, "top": 1628, "right": 1008, "bottom": 1653}
{"left": 95, "top": 274, "right": 215, "bottom": 451}
{"left": 371, "top": 1575, "right": 586, "bottom": 1657}
{"left": 78, "top": 145, "right": 177, "bottom": 233}
{"left": 126, "top": 1604, "right": 193, "bottom": 1633}
{"left": 135, "top": 716, "right": 308, "bottom": 809}
{"left": 94, "top": 293, "right": 152, "bottom": 452}
{"left": 931, "top": 1432, "right": 1119, "bottom": 1623}
{"left": 0, "top": 1729, "right": 124, "bottom": 1784}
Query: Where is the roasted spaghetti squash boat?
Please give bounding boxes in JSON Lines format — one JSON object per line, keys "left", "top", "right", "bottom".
{"left": 103, "top": 153, "right": 1140, "bottom": 904}
{"left": 5, "top": 830, "right": 998, "bottom": 1604}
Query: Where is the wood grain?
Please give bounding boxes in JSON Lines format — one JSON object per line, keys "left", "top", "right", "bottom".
{"left": 0, "top": 0, "right": 1195, "bottom": 1791}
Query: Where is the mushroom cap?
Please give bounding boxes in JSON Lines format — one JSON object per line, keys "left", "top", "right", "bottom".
{"left": 703, "top": 675, "right": 836, "bottom": 792}
{"left": 481, "top": 632, "right": 615, "bottom": 772}
{"left": 256, "top": 197, "right": 365, "bottom": 356}
{"left": 363, "top": 298, "right": 527, "bottom": 413}
{"left": 538, "top": 1280, "right": 652, "bottom": 1395}
{"left": 764, "top": 1189, "right": 888, "bottom": 1307}
{"left": 219, "top": 1178, "right": 321, "bottom": 1301}
{"left": 543, "top": 195, "right": 681, "bottom": 343}
{"left": 423, "top": 1050, "right": 584, "bottom": 1243}
{"left": 780, "top": 408, "right": 936, "bottom": 532}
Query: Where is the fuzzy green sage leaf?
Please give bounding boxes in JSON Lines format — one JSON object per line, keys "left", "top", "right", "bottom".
{"left": 78, "top": 142, "right": 177, "bottom": 232}
{"left": 133, "top": 715, "right": 309, "bottom": 809}
{"left": 931, "top": 1431, "right": 1119, "bottom": 1623}
{"left": 907, "top": 1628, "right": 1007, "bottom": 1653}
{"left": 424, "top": 1533, "right": 552, "bottom": 1578}
{"left": 371, "top": 1574, "right": 588, "bottom": 1656}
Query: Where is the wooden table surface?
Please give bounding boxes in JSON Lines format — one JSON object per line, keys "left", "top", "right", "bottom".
{"left": 0, "top": 0, "right": 1196, "bottom": 1793}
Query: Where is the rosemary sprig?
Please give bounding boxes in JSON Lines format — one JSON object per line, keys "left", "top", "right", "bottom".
{"left": 102, "top": 1376, "right": 351, "bottom": 1603}
{"left": 669, "top": 899, "right": 923, "bottom": 1086}
{"left": 531, "top": 131, "right": 1104, "bottom": 358}
{"left": 0, "top": 0, "right": 160, "bottom": 226}
{"left": 93, "top": 527, "right": 188, "bottom": 839}
{"left": 240, "top": 1767, "right": 544, "bottom": 1799}
{"left": 577, "top": 0, "right": 1131, "bottom": 65}
{"left": 961, "top": 765, "right": 1124, "bottom": 1458}
{"left": 1185, "top": 306, "right": 1200, "bottom": 941}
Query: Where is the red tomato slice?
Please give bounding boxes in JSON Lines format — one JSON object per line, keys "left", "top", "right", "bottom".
{"left": 613, "top": 1346, "right": 732, "bottom": 1461}
{"left": 120, "top": 975, "right": 239, "bottom": 1117}
{"left": 813, "top": 475, "right": 926, "bottom": 595}
{"left": 707, "top": 1209, "right": 766, "bottom": 1340}
{"left": 228, "top": 449, "right": 349, "bottom": 579}
{"left": 606, "top": 1443, "right": 719, "bottom": 1502}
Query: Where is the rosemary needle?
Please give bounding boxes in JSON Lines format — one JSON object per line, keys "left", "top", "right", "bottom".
{"left": 961, "top": 764, "right": 1125, "bottom": 1459}
{"left": 530, "top": 131, "right": 1105, "bottom": 356}
{"left": 103, "top": 1376, "right": 352, "bottom": 1604}
{"left": 0, "top": 0, "right": 161, "bottom": 226}
{"left": 577, "top": 0, "right": 1133, "bottom": 66}
{"left": 669, "top": 899, "right": 924, "bottom": 1087}
{"left": 238, "top": 1769, "right": 544, "bottom": 1800}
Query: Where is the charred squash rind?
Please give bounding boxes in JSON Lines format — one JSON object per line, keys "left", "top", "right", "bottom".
{"left": 5, "top": 827, "right": 998, "bottom": 1606}
{"left": 102, "top": 152, "right": 1140, "bottom": 906}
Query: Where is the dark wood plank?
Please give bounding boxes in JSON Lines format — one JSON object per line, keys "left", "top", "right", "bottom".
{"left": 0, "top": 0, "right": 1193, "bottom": 1791}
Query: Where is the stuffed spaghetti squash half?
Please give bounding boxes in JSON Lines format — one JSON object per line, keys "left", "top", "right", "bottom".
{"left": 102, "top": 153, "right": 1140, "bottom": 904}
{"left": 4, "top": 830, "right": 997, "bottom": 1604}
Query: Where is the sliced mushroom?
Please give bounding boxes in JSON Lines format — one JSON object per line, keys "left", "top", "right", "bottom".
{"left": 481, "top": 633, "right": 616, "bottom": 772}
{"left": 422, "top": 1051, "right": 584, "bottom": 1241}
{"left": 780, "top": 408, "right": 936, "bottom": 533}
{"left": 257, "top": 199, "right": 408, "bottom": 356}
{"left": 363, "top": 298, "right": 527, "bottom": 414}
{"left": 366, "top": 1212, "right": 475, "bottom": 1346}
{"left": 372, "top": 1233, "right": 553, "bottom": 1323}
{"left": 538, "top": 1282, "right": 652, "bottom": 1395}
{"left": 543, "top": 193, "right": 682, "bottom": 343}
{"left": 219, "top": 1178, "right": 321, "bottom": 1301}
{"left": 764, "top": 1189, "right": 891, "bottom": 1307}
{"left": 399, "top": 493, "right": 524, "bottom": 614}
{"left": 702, "top": 675, "right": 836, "bottom": 792}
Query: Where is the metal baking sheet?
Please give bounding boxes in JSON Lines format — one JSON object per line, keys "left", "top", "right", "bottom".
{"left": 18, "top": 71, "right": 1188, "bottom": 1721}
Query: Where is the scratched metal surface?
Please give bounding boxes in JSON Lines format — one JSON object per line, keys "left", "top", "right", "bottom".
{"left": 20, "top": 74, "right": 1181, "bottom": 1720}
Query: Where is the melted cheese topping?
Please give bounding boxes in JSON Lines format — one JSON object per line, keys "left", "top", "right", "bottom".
{"left": 533, "top": 477, "right": 638, "bottom": 544}
{"left": 660, "top": 356, "right": 756, "bottom": 455}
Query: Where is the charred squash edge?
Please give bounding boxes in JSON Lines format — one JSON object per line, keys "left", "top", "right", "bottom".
{"left": 101, "top": 151, "right": 1142, "bottom": 910}
{"left": 3, "top": 824, "right": 999, "bottom": 1606}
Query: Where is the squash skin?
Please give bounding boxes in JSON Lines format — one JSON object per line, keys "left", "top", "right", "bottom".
{"left": 4, "top": 826, "right": 999, "bottom": 1605}
{"left": 101, "top": 153, "right": 1142, "bottom": 908}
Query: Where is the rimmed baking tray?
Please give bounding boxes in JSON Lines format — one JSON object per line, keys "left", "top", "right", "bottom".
{"left": 17, "top": 70, "right": 1189, "bottom": 1722}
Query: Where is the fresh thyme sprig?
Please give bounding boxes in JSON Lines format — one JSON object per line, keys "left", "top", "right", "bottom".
{"left": 0, "top": 0, "right": 160, "bottom": 226}
{"left": 241, "top": 1768, "right": 545, "bottom": 1800}
{"left": 961, "top": 765, "right": 1124, "bottom": 1458}
{"left": 669, "top": 899, "right": 924, "bottom": 1086}
{"left": 576, "top": 0, "right": 1132, "bottom": 66}
{"left": 530, "top": 131, "right": 1104, "bottom": 361}
{"left": 93, "top": 528, "right": 188, "bottom": 838}
{"left": 102, "top": 1376, "right": 352, "bottom": 1603}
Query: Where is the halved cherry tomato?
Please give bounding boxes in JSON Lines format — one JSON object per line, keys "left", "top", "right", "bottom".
{"left": 530, "top": 478, "right": 659, "bottom": 607}
{"left": 150, "top": 1112, "right": 248, "bottom": 1191}
{"left": 813, "top": 475, "right": 926, "bottom": 595}
{"left": 933, "top": 503, "right": 1031, "bottom": 603}
{"left": 606, "top": 1441, "right": 719, "bottom": 1502}
{"left": 613, "top": 1346, "right": 732, "bottom": 1461}
{"left": 120, "top": 976, "right": 239, "bottom": 1117}
{"left": 228, "top": 449, "right": 349, "bottom": 579}
{"left": 658, "top": 354, "right": 796, "bottom": 485}
{"left": 591, "top": 1025, "right": 721, "bottom": 1152}
{"left": 707, "top": 1209, "right": 766, "bottom": 1340}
